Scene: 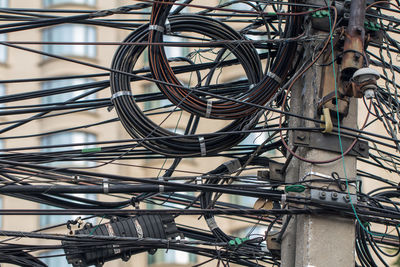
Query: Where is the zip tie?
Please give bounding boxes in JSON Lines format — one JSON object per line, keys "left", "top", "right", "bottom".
{"left": 133, "top": 219, "right": 144, "bottom": 238}
{"left": 223, "top": 159, "right": 242, "bottom": 174}
{"left": 111, "top": 91, "right": 132, "bottom": 102}
{"left": 266, "top": 71, "right": 282, "bottom": 84}
{"left": 249, "top": 84, "right": 256, "bottom": 89}
{"left": 158, "top": 176, "right": 165, "bottom": 193}
{"left": 149, "top": 24, "right": 164, "bottom": 32}
{"left": 206, "top": 218, "right": 218, "bottom": 230}
{"left": 198, "top": 137, "right": 206, "bottom": 156}
{"left": 205, "top": 100, "right": 213, "bottom": 118}
{"left": 103, "top": 178, "right": 109, "bottom": 194}
{"left": 165, "top": 19, "right": 171, "bottom": 33}
{"left": 195, "top": 176, "right": 202, "bottom": 184}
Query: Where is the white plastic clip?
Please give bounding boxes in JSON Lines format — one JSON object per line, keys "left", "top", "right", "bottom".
{"left": 198, "top": 137, "right": 206, "bottom": 156}
{"left": 195, "top": 176, "right": 203, "bottom": 184}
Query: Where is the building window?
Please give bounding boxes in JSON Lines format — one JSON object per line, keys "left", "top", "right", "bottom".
{"left": 41, "top": 131, "right": 96, "bottom": 167}
{"left": 164, "top": 35, "right": 188, "bottom": 59}
{"left": 42, "top": 25, "right": 96, "bottom": 58}
{"left": 143, "top": 84, "right": 172, "bottom": 112}
{"left": 40, "top": 249, "right": 70, "bottom": 267}
{"left": 41, "top": 78, "right": 97, "bottom": 104}
{"left": 40, "top": 194, "right": 96, "bottom": 227}
{"left": 0, "top": 0, "right": 7, "bottom": 7}
{"left": 41, "top": 131, "right": 96, "bottom": 153}
{"left": 239, "top": 131, "right": 276, "bottom": 156}
{"left": 0, "top": 34, "right": 7, "bottom": 63}
{"left": 148, "top": 249, "right": 197, "bottom": 265}
{"left": 44, "top": 0, "right": 96, "bottom": 7}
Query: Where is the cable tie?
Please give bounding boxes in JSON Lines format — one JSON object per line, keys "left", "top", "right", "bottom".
{"left": 223, "top": 159, "right": 242, "bottom": 174}
{"left": 205, "top": 100, "right": 213, "bottom": 118}
{"left": 158, "top": 176, "right": 165, "bottom": 193}
{"left": 266, "top": 71, "right": 282, "bottom": 84}
{"left": 149, "top": 24, "right": 164, "bottom": 32}
{"left": 103, "top": 178, "right": 109, "bottom": 194}
{"left": 249, "top": 84, "right": 256, "bottom": 89}
{"left": 198, "top": 137, "right": 206, "bottom": 156}
{"left": 195, "top": 176, "right": 203, "bottom": 184}
{"left": 111, "top": 91, "right": 132, "bottom": 102}
{"left": 133, "top": 219, "right": 144, "bottom": 238}
{"left": 165, "top": 19, "right": 171, "bottom": 33}
{"left": 206, "top": 218, "right": 218, "bottom": 230}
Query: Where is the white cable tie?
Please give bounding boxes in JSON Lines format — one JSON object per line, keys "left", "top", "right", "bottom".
{"left": 133, "top": 219, "right": 144, "bottom": 238}
{"left": 198, "top": 137, "right": 206, "bottom": 156}
{"left": 206, "top": 218, "right": 218, "bottom": 230}
{"left": 223, "top": 159, "right": 242, "bottom": 174}
{"left": 195, "top": 176, "right": 203, "bottom": 184}
{"left": 103, "top": 178, "right": 109, "bottom": 194}
{"left": 249, "top": 84, "right": 256, "bottom": 89}
{"left": 165, "top": 19, "right": 171, "bottom": 33}
{"left": 205, "top": 100, "right": 213, "bottom": 118}
{"left": 266, "top": 71, "right": 282, "bottom": 84}
{"left": 149, "top": 24, "right": 164, "bottom": 32}
{"left": 111, "top": 91, "right": 132, "bottom": 102}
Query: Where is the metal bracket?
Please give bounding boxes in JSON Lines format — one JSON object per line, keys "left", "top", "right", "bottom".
{"left": 293, "top": 131, "right": 369, "bottom": 158}
{"left": 269, "top": 162, "right": 285, "bottom": 181}
{"left": 310, "top": 189, "right": 357, "bottom": 206}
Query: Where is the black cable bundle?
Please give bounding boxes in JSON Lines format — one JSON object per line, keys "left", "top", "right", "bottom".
{"left": 63, "top": 215, "right": 181, "bottom": 267}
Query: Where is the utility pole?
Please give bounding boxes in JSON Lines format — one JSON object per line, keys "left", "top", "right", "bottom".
{"left": 281, "top": 0, "right": 368, "bottom": 266}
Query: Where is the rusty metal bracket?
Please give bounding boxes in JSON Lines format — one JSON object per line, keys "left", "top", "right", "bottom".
{"left": 293, "top": 131, "right": 369, "bottom": 158}
{"left": 269, "top": 162, "right": 285, "bottom": 182}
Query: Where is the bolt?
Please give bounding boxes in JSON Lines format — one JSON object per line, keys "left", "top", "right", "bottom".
{"left": 319, "top": 191, "right": 326, "bottom": 199}
{"left": 332, "top": 192, "right": 338, "bottom": 200}
{"left": 344, "top": 195, "right": 351, "bottom": 203}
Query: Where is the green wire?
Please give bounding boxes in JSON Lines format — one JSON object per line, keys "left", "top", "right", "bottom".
{"left": 326, "top": 1, "right": 386, "bottom": 237}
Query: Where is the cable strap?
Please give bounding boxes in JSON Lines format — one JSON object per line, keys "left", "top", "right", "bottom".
{"left": 133, "top": 219, "right": 144, "bottom": 238}
{"left": 205, "top": 100, "right": 213, "bottom": 118}
{"left": 111, "top": 91, "right": 132, "bottom": 102}
{"left": 198, "top": 137, "right": 206, "bottom": 156}
{"left": 266, "top": 71, "right": 282, "bottom": 84}
{"left": 206, "top": 218, "right": 218, "bottom": 230}
{"left": 103, "top": 178, "right": 109, "bottom": 194}
{"left": 149, "top": 24, "right": 164, "bottom": 32}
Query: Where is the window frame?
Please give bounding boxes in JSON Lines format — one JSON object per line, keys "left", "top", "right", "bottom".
{"left": 42, "top": 24, "right": 97, "bottom": 59}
